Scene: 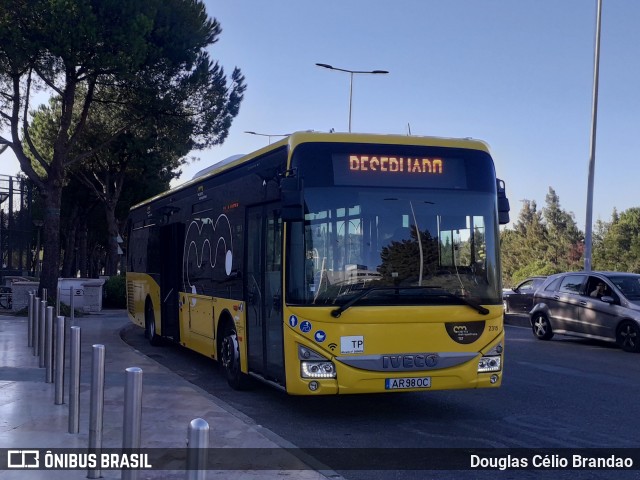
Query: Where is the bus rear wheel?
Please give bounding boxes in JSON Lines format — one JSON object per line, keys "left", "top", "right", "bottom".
{"left": 220, "top": 322, "right": 250, "bottom": 390}
{"left": 144, "top": 301, "right": 162, "bottom": 346}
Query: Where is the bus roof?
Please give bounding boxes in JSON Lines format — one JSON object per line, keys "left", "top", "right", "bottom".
{"left": 131, "top": 131, "right": 492, "bottom": 210}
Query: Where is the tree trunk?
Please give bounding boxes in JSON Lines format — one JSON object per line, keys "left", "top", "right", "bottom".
{"left": 77, "top": 223, "right": 88, "bottom": 278}
{"left": 38, "top": 182, "right": 63, "bottom": 301}
{"left": 105, "top": 203, "right": 120, "bottom": 276}
{"left": 61, "top": 204, "right": 79, "bottom": 278}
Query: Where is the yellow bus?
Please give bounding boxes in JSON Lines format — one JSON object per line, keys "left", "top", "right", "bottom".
{"left": 125, "top": 131, "right": 510, "bottom": 395}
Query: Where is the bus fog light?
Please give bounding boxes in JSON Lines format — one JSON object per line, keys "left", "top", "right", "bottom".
{"left": 490, "top": 374, "right": 499, "bottom": 384}
{"left": 301, "top": 361, "right": 336, "bottom": 379}
{"left": 478, "top": 356, "right": 501, "bottom": 373}
{"left": 308, "top": 381, "right": 319, "bottom": 391}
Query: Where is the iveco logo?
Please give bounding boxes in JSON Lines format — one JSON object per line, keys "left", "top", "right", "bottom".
{"left": 453, "top": 326, "right": 468, "bottom": 333}
{"left": 382, "top": 354, "right": 439, "bottom": 369}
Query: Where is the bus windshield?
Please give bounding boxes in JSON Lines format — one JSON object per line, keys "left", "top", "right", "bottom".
{"left": 287, "top": 186, "right": 501, "bottom": 307}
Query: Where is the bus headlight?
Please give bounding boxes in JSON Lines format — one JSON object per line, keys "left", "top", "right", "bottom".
{"left": 301, "top": 361, "right": 337, "bottom": 379}
{"left": 477, "top": 356, "right": 501, "bottom": 373}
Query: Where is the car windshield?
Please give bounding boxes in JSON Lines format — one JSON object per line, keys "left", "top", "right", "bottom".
{"left": 606, "top": 274, "right": 640, "bottom": 301}
{"left": 286, "top": 186, "right": 501, "bottom": 307}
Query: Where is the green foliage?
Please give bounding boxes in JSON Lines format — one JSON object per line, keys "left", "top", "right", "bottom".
{"left": 501, "top": 189, "right": 583, "bottom": 286}
{"left": 0, "top": 0, "right": 245, "bottom": 293}
{"left": 103, "top": 275, "right": 126, "bottom": 309}
{"left": 592, "top": 208, "right": 640, "bottom": 273}
{"left": 502, "top": 187, "right": 640, "bottom": 284}
{"left": 508, "top": 261, "right": 559, "bottom": 287}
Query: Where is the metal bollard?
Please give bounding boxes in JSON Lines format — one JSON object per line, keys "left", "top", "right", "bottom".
{"left": 88, "top": 344, "right": 105, "bottom": 479}
{"left": 28, "top": 292, "right": 34, "bottom": 347}
{"left": 54, "top": 316, "right": 65, "bottom": 404}
{"left": 38, "top": 300, "right": 46, "bottom": 367}
{"left": 70, "top": 286, "right": 75, "bottom": 325}
{"left": 122, "top": 367, "right": 143, "bottom": 480}
{"left": 56, "top": 286, "right": 60, "bottom": 318}
{"left": 42, "top": 287, "right": 47, "bottom": 303}
{"left": 68, "top": 326, "right": 81, "bottom": 434}
{"left": 32, "top": 296, "right": 40, "bottom": 356}
{"left": 186, "top": 418, "right": 209, "bottom": 480}
{"left": 45, "top": 306, "right": 54, "bottom": 383}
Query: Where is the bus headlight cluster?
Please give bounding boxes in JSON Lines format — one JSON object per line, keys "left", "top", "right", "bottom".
{"left": 301, "top": 361, "right": 336, "bottom": 379}
{"left": 477, "top": 356, "right": 501, "bottom": 373}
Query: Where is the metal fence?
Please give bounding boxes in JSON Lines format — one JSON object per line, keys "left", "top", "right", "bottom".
{"left": 0, "top": 174, "right": 34, "bottom": 279}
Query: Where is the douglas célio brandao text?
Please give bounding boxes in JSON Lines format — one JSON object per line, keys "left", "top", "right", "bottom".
{"left": 470, "top": 453, "right": 634, "bottom": 470}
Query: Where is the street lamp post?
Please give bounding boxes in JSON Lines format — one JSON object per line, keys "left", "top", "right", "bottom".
{"left": 315, "top": 63, "right": 389, "bottom": 132}
{"left": 584, "top": 0, "right": 603, "bottom": 272}
{"left": 244, "top": 131, "right": 289, "bottom": 144}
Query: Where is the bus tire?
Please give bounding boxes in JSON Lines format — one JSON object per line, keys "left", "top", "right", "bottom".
{"left": 531, "top": 313, "right": 553, "bottom": 341}
{"left": 220, "top": 320, "right": 250, "bottom": 390}
{"left": 145, "top": 300, "right": 162, "bottom": 346}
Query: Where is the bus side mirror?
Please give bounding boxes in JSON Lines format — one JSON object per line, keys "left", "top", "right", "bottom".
{"left": 497, "top": 179, "right": 510, "bottom": 225}
{"left": 280, "top": 176, "right": 305, "bottom": 222}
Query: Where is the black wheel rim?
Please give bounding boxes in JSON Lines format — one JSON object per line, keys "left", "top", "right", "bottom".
{"left": 222, "top": 332, "right": 239, "bottom": 374}
{"left": 620, "top": 324, "right": 638, "bottom": 350}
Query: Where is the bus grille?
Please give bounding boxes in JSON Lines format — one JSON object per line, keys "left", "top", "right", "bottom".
{"left": 126, "top": 281, "right": 135, "bottom": 316}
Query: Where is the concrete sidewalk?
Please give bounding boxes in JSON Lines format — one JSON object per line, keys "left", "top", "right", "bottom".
{"left": 0, "top": 311, "right": 337, "bottom": 479}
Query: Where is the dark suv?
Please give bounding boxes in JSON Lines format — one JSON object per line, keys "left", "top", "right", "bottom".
{"left": 503, "top": 276, "right": 547, "bottom": 314}
{"left": 529, "top": 271, "right": 640, "bottom": 353}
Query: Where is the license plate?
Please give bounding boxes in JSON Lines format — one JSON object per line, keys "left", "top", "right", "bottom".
{"left": 385, "top": 377, "right": 431, "bottom": 390}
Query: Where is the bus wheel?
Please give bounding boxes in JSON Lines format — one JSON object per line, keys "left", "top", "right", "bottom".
{"left": 617, "top": 321, "right": 640, "bottom": 353}
{"left": 220, "top": 322, "right": 250, "bottom": 390}
{"left": 144, "top": 301, "right": 162, "bottom": 346}
{"left": 531, "top": 313, "right": 553, "bottom": 340}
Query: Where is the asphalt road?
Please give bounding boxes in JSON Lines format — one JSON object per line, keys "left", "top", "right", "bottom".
{"left": 121, "top": 316, "right": 640, "bottom": 480}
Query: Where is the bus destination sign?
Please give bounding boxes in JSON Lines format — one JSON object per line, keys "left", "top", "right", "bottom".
{"left": 332, "top": 153, "right": 467, "bottom": 189}
{"left": 348, "top": 155, "right": 442, "bottom": 174}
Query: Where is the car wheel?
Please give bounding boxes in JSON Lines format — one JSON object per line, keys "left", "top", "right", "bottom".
{"left": 531, "top": 313, "right": 554, "bottom": 340}
{"left": 617, "top": 321, "right": 640, "bottom": 353}
{"left": 220, "top": 320, "right": 251, "bottom": 390}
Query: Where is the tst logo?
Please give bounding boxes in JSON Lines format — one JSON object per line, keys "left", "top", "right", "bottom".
{"left": 7, "top": 450, "right": 40, "bottom": 469}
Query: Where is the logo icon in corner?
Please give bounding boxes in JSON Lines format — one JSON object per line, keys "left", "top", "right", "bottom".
{"left": 445, "top": 322, "right": 485, "bottom": 344}
{"left": 7, "top": 450, "right": 40, "bottom": 469}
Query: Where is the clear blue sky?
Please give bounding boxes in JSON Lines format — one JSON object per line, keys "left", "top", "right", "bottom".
{"left": 2, "top": 0, "right": 638, "bottom": 230}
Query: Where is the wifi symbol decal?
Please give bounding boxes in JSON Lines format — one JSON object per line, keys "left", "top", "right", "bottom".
{"left": 328, "top": 343, "right": 337, "bottom": 351}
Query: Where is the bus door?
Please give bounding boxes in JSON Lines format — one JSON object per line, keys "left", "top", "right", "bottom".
{"left": 159, "top": 223, "right": 184, "bottom": 341}
{"left": 245, "top": 203, "right": 285, "bottom": 385}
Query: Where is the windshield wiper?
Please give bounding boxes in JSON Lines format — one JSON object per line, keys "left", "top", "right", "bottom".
{"left": 331, "top": 287, "right": 380, "bottom": 318}
{"left": 330, "top": 286, "right": 490, "bottom": 318}
{"left": 437, "top": 291, "right": 490, "bottom": 315}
